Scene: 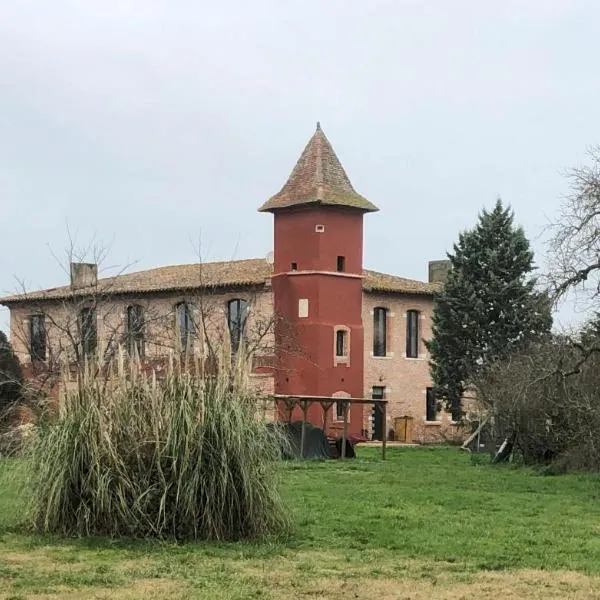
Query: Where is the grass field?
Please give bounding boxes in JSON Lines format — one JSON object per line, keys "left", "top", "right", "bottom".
{"left": 2, "top": 446, "right": 600, "bottom": 599}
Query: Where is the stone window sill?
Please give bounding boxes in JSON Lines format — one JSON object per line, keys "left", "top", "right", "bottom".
{"left": 424, "top": 420, "right": 441, "bottom": 426}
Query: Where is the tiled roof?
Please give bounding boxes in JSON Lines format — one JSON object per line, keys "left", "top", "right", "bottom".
{"left": 363, "top": 270, "right": 440, "bottom": 295}
{"left": 258, "top": 123, "right": 379, "bottom": 213}
{"left": 0, "top": 260, "right": 438, "bottom": 305}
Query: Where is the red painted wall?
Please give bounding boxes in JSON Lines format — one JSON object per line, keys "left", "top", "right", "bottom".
{"left": 271, "top": 205, "right": 367, "bottom": 437}
{"left": 273, "top": 206, "right": 364, "bottom": 275}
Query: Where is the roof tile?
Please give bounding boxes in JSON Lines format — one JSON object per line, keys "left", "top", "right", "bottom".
{"left": 258, "top": 123, "right": 378, "bottom": 213}
{"left": 0, "top": 259, "right": 438, "bottom": 304}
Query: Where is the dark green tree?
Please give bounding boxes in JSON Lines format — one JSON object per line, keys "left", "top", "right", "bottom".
{"left": 0, "top": 330, "right": 23, "bottom": 424}
{"left": 426, "top": 199, "right": 552, "bottom": 418}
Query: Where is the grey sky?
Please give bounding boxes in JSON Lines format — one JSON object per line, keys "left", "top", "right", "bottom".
{"left": 1, "top": 0, "right": 599, "bottom": 334}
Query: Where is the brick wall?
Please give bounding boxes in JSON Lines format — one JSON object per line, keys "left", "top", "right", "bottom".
{"left": 362, "top": 292, "right": 463, "bottom": 443}
{"left": 8, "top": 285, "right": 471, "bottom": 443}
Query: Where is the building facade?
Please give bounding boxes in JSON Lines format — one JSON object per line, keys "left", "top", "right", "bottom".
{"left": 1, "top": 125, "right": 461, "bottom": 443}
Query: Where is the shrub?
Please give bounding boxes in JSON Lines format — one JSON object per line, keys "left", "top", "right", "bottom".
{"left": 0, "top": 330, "right": 23, "bottom": 427}
{"left": 474, "top": 335, "right": 600, "bottom": 472}
{"left": 28, "top": 357, "right": 288, "bottom": 540}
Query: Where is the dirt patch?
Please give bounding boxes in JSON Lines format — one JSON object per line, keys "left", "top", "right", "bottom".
{"left": 265, "top": 570, "right": 600, "bottom": 600}
{"left": 0, "top": 579, "right": 185, "bottom": 600}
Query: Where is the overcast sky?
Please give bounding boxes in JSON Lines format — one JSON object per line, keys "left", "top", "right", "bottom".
{"left": 1, "top": 0, "right": 599, "bottom": 334}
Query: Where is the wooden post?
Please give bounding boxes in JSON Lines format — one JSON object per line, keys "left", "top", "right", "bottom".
{"left": 321, "top": 402, "right": 332, "bottom": 436}
{"left": 300, "top": 400, "right": 308, "bottom": 459}
{"left": 341, "top": 401, "right": 349, "bottom": 460}
{"left": 382, "top": 401, "right": 387, "bottom": 460}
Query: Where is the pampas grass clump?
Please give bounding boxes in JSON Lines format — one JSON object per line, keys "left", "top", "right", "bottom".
{"left": 29, "top": 354, "right": 288, "bottom": 540}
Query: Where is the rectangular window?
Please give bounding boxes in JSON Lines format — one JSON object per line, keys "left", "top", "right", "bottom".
{"left": 79, "top": 307, "right": 97, "bottom": 358}
{"left": 373, "top": 307, "right": 387, "bottom": 356}
{"left": 126, "top": 305, "right": 145, "bottom": 357}
{"left": 451, "top": 400, "right": 462, "bottom": 422}
{"left": 335, "top": 399, "right": 350, "bottom": 421}
{"left": 228, "top": 299, "right": 248, "bottom": 353}
{"left": 406, "top": 310, "right": 420, "bottom": 358}
{"left": 298, "top": 298, "right": 309, "bottom": 318}
{"left": 372, "top": 386, "right": 385, "bottom": 400}
{"left": 291, "top": 262, "right": 298, "bottom": 271}
{"left": 176, "top": 302, "right": 194, "bottom": 352}
{"left": 336, "top": 256, "right": 346, "bottom": 272}
{"left": 335, "top": 329, "right": 348, "bottom": 357}
{"left": 426, "top": 387, "right": 437, "bottom": 422}
{"left": 29, "top": 314, "right": 46, "bottom": 361}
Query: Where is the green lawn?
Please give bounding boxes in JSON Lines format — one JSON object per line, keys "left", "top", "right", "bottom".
{"left": 2, "top": 446, "right": 600, "bottom": 599}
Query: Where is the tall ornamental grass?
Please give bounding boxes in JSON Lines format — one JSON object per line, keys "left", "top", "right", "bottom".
{"left": 29, "top": 355, "right": 288, "bottom": 540}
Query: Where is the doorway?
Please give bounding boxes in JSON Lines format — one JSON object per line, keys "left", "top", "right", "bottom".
{"left": 371, "top": 386, "right": 385, "bottom": 440}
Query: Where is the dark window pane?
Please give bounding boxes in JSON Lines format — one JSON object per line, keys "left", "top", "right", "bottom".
{"left": 30, "top": 314, "right": 46, "bottom": 361}
{"left": 451, "top": 400, "right": 462, "bottom": 422}
{"left": 126, "top": 305, "right": 145, "bottom": 357}
{"left": 336, "top": 256, "right": 346, "bottom": 272}
{"left": 79, "top": 307, "right": 97, "bottom": 358}
{"left": 406, "top": 310, "right": 420, "bottom": 358}
{"left": 373, "top": 307, "right": 387, "bottom": 356}
{"left": 335, "top": 330, "right": 347, "bottom": 357}
{"left": 228, "top": 299, "right": 248, "bottom": 353}
{"left": 176, "top": 302, "right": 194, "bottom": 352}
{"left": 426, "top": 387, "right": 437, "bottom": 421}
{"left": 335, "top": 400, "right": 347, "bottom": 420}
{"left": 372, "top": 386, "right": 385, "bottom": 400}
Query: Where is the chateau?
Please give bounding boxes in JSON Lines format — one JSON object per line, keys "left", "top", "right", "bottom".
{"left": 1, "top": 125, "right": 460, "bottom": 443}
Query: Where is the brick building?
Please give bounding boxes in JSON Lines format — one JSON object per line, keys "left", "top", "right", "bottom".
{"left": 0, "top": 124, "right": 461, "bottom": 443}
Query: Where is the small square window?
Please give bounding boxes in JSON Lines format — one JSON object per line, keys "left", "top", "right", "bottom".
{"left": 336, "top": 256, "right": 346, "bottom": 272}
{"left": 291, "top": 262, "right": 298, "bottom": 271}
{"left": 315, "top": 224, "right": 325, "bottom": 233}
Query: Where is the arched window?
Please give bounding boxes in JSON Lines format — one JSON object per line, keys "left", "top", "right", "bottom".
{"left": 406, "top": 310, "right": 420, "bottom": 358}
{"left": 228, "top": 299, "right": 248, "bottom": 353}
{"left": 126, "top": 304, "right": 145, "bottom": 357}
{"left": 373, "top": 307, "right": 387, "bottom": 356}
{"left": 175, "top": 302, "right": 194, "bottom": 352}
{"left": 79, "top": 306, "right": 97, "bottom": 358}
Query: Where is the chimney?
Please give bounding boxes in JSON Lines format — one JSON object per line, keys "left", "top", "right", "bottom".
{"left": 428, "top": 260, "right": 451, "bottom": 284}
{"left": 70, "top": 262, "right": 98, "bottom": 289}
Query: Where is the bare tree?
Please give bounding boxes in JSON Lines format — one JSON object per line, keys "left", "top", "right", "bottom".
{"left": 548, "top": 147, "right": 600, "bottom": 307}
{"left": 4, "top": 237, "right": 303, "bottom": 408}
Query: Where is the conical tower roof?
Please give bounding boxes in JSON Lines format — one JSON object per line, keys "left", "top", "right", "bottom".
{"left": 258, "top": 123, "right": 378, "bottom": 213}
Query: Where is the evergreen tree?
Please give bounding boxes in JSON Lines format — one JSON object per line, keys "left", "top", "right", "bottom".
{"left": 426, "top": 199, "right": 552, "bottom": 417}
{"left": 0, "top": 330, "right": 23, "bottom": 423}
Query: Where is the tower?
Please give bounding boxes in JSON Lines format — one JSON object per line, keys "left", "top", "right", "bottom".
{"left": 259, "top": 124, "right": 378, "bottom": 435}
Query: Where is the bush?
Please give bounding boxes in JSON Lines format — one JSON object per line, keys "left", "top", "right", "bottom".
{"left": 28, "top": 359, "right": 288, "bottom": 540}
{"left": 0, "top": 331, "right": 23, "bottom": 427}
{"left": 474, "top": 336, "right": 600, "bottom": 472}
